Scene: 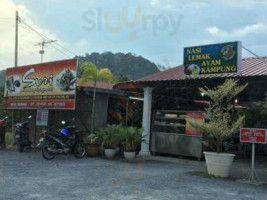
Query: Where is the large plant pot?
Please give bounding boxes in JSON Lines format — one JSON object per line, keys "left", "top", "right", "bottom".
{"left": 104, "top": 148, "right": 116, "bottom": 159}
{"left": 86, "top": 144, "right": 100, "bottom": 157}
{"left": 124, "top": 151, "right": 136, "bottom": 161}
{"left": 115, "top": 146, "right": 120, "bottom": 155}
{"left": 204, "top": 152, "right": 235, "bottom": 178}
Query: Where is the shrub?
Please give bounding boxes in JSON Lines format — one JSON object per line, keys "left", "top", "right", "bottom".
{"left": 188, "top": 79, "right": 247, "bottom": 153}
{"left": 96, "top": 124, "right": 122, "bottom": 149}
{"left": 120, "top": 126, "right": 145, "bottom": 152}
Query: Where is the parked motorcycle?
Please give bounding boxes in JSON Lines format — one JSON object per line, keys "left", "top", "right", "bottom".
{"left": 14, "top": 116, "right": 32, "bottom": 152}
{"left": 37, "top": 120, "right": 69, "bottom": 149}
{"left": 0, "top": 116, "right": 8, "bottom": 149}
{"left": 40, "top": 120, "right": 86, "bottom": 160}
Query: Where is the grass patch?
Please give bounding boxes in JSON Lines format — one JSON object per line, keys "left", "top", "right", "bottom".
{"left": 186, "top": 171, "right": 236, "bottom": 182}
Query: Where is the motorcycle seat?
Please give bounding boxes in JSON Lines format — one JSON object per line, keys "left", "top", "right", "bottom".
{"left": 48, "top": 132, "right": 63, "bottom": 138}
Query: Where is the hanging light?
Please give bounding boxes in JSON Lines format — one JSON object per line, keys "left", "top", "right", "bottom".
{"left": 129, "top": 96, "right": 144, "bottom": 101}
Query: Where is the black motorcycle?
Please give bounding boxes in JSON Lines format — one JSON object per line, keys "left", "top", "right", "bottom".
{"left": 14, "top": 116, "right": 32, "bottom": 152}
{"left": 41, "top": 120, "right": 85, "bottom": 160}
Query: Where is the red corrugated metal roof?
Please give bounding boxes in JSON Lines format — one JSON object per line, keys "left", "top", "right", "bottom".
{"left": 114, "top": 57, "right": 267, "bottom": 89}
{"left": 139, "top": 57, "right": 267, "bottom": 82}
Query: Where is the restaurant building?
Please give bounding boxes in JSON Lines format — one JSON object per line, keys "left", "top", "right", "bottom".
{"left": 4, "top": 59, "right": 129, "bottom": 146}
{"left": 114, "top": 56, "right": 267, "bottom": 158}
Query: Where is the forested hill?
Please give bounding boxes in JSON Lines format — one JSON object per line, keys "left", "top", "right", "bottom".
{"left": 0, "top": 52, "right": 161, "bottom": 85}
{"left": 77, "top": 52, "right": 160, "bottom": 80}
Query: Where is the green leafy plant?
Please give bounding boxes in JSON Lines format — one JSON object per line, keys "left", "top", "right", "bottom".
{"left": 85, "top": 134, "right": 103, "bottom": 146}
{"left": 5, "top": 132, "right": 13, "bottom": 146}
{"left": 120, "top": 126, "right": 145, "bottom": 152}
{"left": 96, "top": 124, "right": 122, "bottom": 149}
{"left": 188, "top": 79, "right": 247, "bottom": 153}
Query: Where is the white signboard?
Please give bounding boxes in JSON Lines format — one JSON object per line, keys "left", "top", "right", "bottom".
{"left": 36, "top": 109, "right": 49, "bottom": 126}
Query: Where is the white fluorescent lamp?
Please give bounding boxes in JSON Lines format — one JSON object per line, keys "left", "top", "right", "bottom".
{"left": 129, "top": 96, "right": 144, "bottom": 101}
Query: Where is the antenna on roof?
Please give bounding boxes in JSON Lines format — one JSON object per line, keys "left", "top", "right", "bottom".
{"left": 35, "top": 39, "right": 57, "bottom": 63}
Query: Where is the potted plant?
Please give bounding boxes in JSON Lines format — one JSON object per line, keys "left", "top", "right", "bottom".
{"left": 120, "top": 126, "right": 144, "bottom": 161}
{"left": 85, "top": 134, "right": 102, "bottom": 157}
{"left": 188, "top": 79, "right": 247, "bottom": 177}
{"left": 97, "top": 124, "right": 121, "bottom": 159}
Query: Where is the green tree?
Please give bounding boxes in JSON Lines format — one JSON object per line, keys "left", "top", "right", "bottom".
{"left": 81, "top": 62, "right": 116, "bottom": 134}
{"left": 118, "top": 73, "right": 130, "bottom": 82}
{"left": 188, "top": 79, "right": 247, "bottom": 153}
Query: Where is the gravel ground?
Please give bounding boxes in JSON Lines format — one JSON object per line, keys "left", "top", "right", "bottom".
{"left": 0, "top": 150, "right": 267, "bottom": 200}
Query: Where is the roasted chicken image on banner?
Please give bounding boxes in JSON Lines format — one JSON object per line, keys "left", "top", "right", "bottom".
{"left": 56, "top": 68, "right": 76, "bottom": 92}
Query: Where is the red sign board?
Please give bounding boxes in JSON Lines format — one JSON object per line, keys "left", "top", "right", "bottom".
{"left": 4, "top": 59, "right": 77, "bottom": 110}
{"left": 240, "top": 128, "right": 267, "bottom": 144}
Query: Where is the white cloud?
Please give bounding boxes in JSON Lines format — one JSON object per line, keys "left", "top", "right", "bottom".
{"left": 150, "top": 0, "right": 173, "bottom": 10}
{"left": 205, "top": 27, "right": 227, "bottom": 37}
{"left": 71, "top": 39, "right": 89, "bottom": 54}
{"left": 222, "top": 0, "right": 267, "bottom": 10}
{"left": 206, "top": 23, "right": 267, "bottom": 38}
{"left": 1, "top": 0, "right": 267, "bottom": 69}
{"left": 181, "top": 1, "right": 209, "bottom": 10}
{"left": 0, "top": 0, "right": 69, "bottom": 70}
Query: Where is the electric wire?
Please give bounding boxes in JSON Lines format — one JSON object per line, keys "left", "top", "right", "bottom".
{"left": 18, "top": 21, "right": 71, "bottom": 59}
{"left": 18, "top": 17, "right": 267, "bottom": 67}
{"left": 21, "top": 26, "right": 71, "bottom": 58}
{"left": 16, "top": 16, "right": 267, "bottom": 102}
{"left": 19, "top": 18, "right": 77, "bottom": 57}
{"left": 46, "top": 43, "right": 72, "bottom": 58}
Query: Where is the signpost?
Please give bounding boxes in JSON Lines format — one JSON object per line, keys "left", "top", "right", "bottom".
{"left": 240, "top": 128, "right": 267, "bottom": 183}
{"left": 184, "top": 41, "right": 242, "bottom": 76}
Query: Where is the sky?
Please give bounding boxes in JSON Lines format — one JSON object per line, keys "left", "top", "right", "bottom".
{"left": 1, "top": 0, "right": 267, "bottom": 70}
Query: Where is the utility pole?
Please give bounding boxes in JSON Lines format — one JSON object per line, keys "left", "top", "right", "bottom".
{"left": 36, "top": 40, "right": 57, "bottom": 63}
{"left": 14, "top": 11, "right": 19, "bottom": 67}
{"left": 13, "top": 11, "right": 19, "bottom": 148}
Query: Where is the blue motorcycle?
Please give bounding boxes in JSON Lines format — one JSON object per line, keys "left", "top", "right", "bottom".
{"left": 40, "top": 120, "right": 85, "bottom": 160}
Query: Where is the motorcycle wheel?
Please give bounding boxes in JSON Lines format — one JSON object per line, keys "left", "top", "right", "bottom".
{"left": 42, "top": 141, "right": 56, "bottom": 160}
{"left": 17, "top": 143, "right": 24, "bottom": 152}
{"left": 73, "top": 142, "right": 85, "bottom": 158}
